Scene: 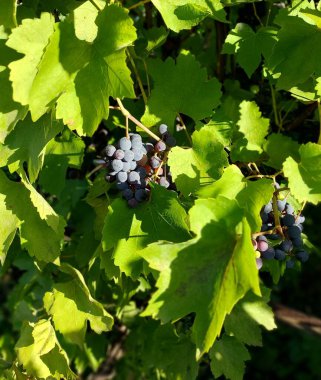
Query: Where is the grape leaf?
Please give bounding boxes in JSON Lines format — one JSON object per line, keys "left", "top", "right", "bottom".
{"left": 0, "top": 68, "right": 27, "bottom": 143}
{"left": 223, "top": 24, "right": 278, "bottom": 77}
{"left": 0, "top": 0, "right": 17, "bottom": 30}
{"left": 268, "top": 9, "right": 321, "bottom": 89}
{"left": 0, "top": 193, "right": 19, "bottom": 265}
{"left": 224, "top": 288, "right": 276, "bottom": 346}
{"left": 283, "top": 142, "right": 321, "bottom": 204}
{"left": 168, "top": 124, "right": 228, "bottom": 196}
{"left": 102, "top": 185, "right": 190, "bottom": 278}
{"left": 0, "top": 114, "right": 63, "bottom": 182}
{"left": 38, "top": 130, "right": 85, "bottom": 196}
{"left": 231, "top": 100, "right": 270, "bottom": 162}
{"left": 0, "top": 170, "right": 65, "bottom": 262}
{"left": 28, "top": 5, "right": 136, "bottom": 136}
{"left": 141, "top": 197, "right": 260, "bottom": 358}
{"left": 209, "top": 334, "right": 250, "bottom": 380}
{"left": 15, "top": 319, "right": 75, "bottom": 379}
{"left": 44, "top": 264, "right": 113, "bottom": 346}
{"left": 6, "top": 13, "right": 55, "bottom": 106}
{"left": 151, "top": 0, "right": 226, "bottom": 33}
{"left": 263, "top": 133, "right": 300, "bottom": 169}
{"left": 142, "top": 54, "right": 221, "bottom": 128}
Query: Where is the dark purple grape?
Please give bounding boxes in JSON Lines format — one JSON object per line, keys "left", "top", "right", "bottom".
{"left": 128, "top": 171, "right": 140, "bottom": 184}
{"left": 295, "top": 223, "right": 303, "bottom": 232}
{"left": 257, "top": 240, "right": 268, "bottom": 252}
{"left": 155, "top": 141, "right": 166, "bottom": 152}
{"left": 287, "top": 225, "right": 301, "bottom": 239}
{"left": 128, "top": 198, "right": 138, "bottom": 208}
{"left": 159, "top": 124, "right": 168, "bottom": 135}
{"left": 260, "top": 212, "right": 269, "bottom": 223}
{"left": 261, "top": 247, "right": 275, "bottom": 259}
{"left": 136, "top": 167, "right": 147, "bottom": 178}
{"left": 266, "top": 233, "right": 281, "bottom": 240}
{"left": 280, "top": 240, "right": 293, "bottom": 252}
{"left": 165, "top": 135, "right": 176, "bottom": 147}
{"left": 297, "top": 215, "right": 305, "bottom": 224}
{"left": 256, "top": 258, "right": 263, "bottom": 270}
{"left": 275, "top": 249, "right": 286, "bottom": 261}
{"left": 286, "top": 204, "right": 294, "bottom": 214}
{"left": 150, "top": 156, "right": 161, "bottom": 169}
{"left": 145, "top": 143, "right": 154, "bottom": 153}
{"left": 132, "top": 149, "right": 143, "bottom": 161}
{"left": 137, "top": 155, "right": 148, "bottom": 166}
{"left": 122, "top": 161, "right": 130, "bottom": 172}
{"left": 123, "top": 150, "right": 135, "bottom": 162}
{"left": 130, "top": 161, "right": 137, "bottom": 170}
{"left": 292, "top": 237, "right": 303, "bottom": 247}
{"left": 117, "top": 182, "right": 128, "bottom": 190}
{"left": 159, "top": 176, "right": 170, "bottom": 188}
{"left": 286, "top": 259, "right": 295, "bottom": 269}
{"left": 277, "top": 199, "right": 286, "bottom": 212}
{"left": 122, "top": 189, "right": 133, "bottom": 200}
{"left": 261, "top": 224, "right": 269, "bottom": 232}
{"left": 282, "top": 214, "right": 295, "bottom": 226}
{"left": 111, "top": 159, "right": 123, "bottom": 172}
{"left": 114, "top": 149, "right": 125, "bottom": 160}
{"left": 296, "top": 250, "right": 309, "bottom": 263}
{"left": 263, "top": 202, "right": 273, "bottom": 214}
{"left": 119, "top": 137, "right": 131, "bottom": 150}
{"left": 117, "top": 171, "right": 127, "bottom": 183}
{"left": 135, "top": 189, "right": 148, "bottom": 202}
{"left": 105, "top": 145, "right": 116, "bottom": 157}
{"left": 132, "top": 139, "right": 143, "bottom": 150}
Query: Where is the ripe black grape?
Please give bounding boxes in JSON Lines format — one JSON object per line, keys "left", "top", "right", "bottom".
{"left": 119, "top": 137, "right": 131, "bottom": 150}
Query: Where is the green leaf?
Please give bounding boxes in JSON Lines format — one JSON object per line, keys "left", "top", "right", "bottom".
{"left": 6, "top": 13, "right": 55, "bottom": 106}
{"left": 15, "top": 319, "right": 75, "bottom": 379}
{"left": 209, "top": 334, "right": 250, "bottom": 380}
{"left": 141, "top": 197, "right": 260, "bottom": 358}
{"left": 142, "top": 54, "right": 221, "bottom": 128}
{"left": 0, "top": 170, "right": 65, "bottom": 262}
{"left": 231, "top": 100, "right": 270, "bottom": 162}
{"left": 168, "top": 124, "right": 228, "bottom": 196}
{"left": 283, "top": 142, "right": 321, "bottom": 204}
{"left": 0, "top": 114, "right": 63, "bottom": 182}
{"left": 151, "top": 0, "right": 226, "bottom": 32}
{"left": 224, "top": 289, "right": 276, "bottom": 346}
{"left": 38, "top": 130, "right": 85, "bottom": 196}
{"left": 268, "top": 9, "right": 321, "bottom": 89}
{"left": 223, "top": 24, "right": 277, "bottom": 77}
{"left": 263, "top": 133, "right": 300, "bottom": 169}
{"left": 44, "top": 264, "right": 113, "bottom": 346}
{"left": 0, "top": 0, "right": 17, "bottom": 29}
{"left": 0, "top": 68, "right": 27, "bottom": 144}
{"left": 144, "top": 26, "right": 169, "bottom": 53}
{"left": 29, "top": 5, "right": 136, "bottom": 136}
{"left": 0, "top": 193, "right": 19, "bottom": 265}
{"left": 102, "top": 185, "right": 190, "bottom": 278}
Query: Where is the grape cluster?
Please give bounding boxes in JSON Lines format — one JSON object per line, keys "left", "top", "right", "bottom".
{"left": 253, "top": 198, "right": 308, "bottom": 270}
{"left": 101, "top": 124, "right": 176, "bottom": 207}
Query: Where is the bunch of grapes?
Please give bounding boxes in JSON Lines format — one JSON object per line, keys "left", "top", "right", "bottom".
{"left": 101, "top": 124, "right": 176, "bottom": 207}
{"left": 253, "top": 195, "right": 308, "bottom": 270}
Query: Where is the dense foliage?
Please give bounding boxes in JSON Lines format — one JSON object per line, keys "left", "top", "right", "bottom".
{"left": 1, "top": 0, "right": 321, "bottom": 378}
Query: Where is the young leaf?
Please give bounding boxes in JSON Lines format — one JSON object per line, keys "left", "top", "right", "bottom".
{"left": 231, "top": 100, "right": 270, "bottom": 162}
{"left": 142, "top": 54, "right": 221, "bottom": 128}
{"left": 283, "top": 142, "right": 321, "bottom": 204}
{"left": 168, "top": 124, "right": 228, "bottom": 196}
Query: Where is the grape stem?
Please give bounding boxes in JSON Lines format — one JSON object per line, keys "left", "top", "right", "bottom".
{"left": 252, "top": 230, "right": 275, "bottom": 238}
{"left": 177, "top": 113, "right": 192, "bottom": 146}
{"left": 126, "top": 49, "right": 148, "bottom": 105}
{"left": 295, "top": 200, "right": 307, "bottom": 222}
{"left": 246, "top": 170, "right": 283, "bottom": 180}
{"left": 272, "top": 192, "right": 285, "bottom": 239}
{"left": 125, "top": 116, "right": 129, "bottom": 139}
{"left": 128, "top": 0, "right": 151, "bottom": 10}
{"left": 116, "top": 98, "right": 161, "bottom": 141}
{"left": 154, "top": 151, "right": 169, "bottom": 178}
{"left": 86, "top": 164, "right": 104, "bottom": 178}
{"left": 89, "top": 0, "right": 103, "bottom": 11}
